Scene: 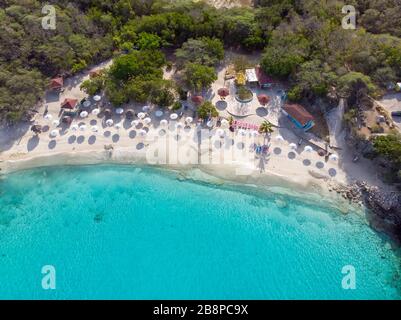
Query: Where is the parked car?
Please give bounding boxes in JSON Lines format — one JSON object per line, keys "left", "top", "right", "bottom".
{"left": 391, "top": 111, "right": 401, "bottom": 117}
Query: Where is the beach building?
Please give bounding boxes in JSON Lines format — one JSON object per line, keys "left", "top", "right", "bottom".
{"left": 282, "top": 103, "right": 315, "bottom": 131}
{"left": 49, "top": 77, "right": 63, "bottom": 91}
{"left": 255, "top": 67, "right": 275, "bottom": 89}
{"left": 245, "top": 68, "right": 258, "bottom": 86}
{"left": 61, "top": 98, "right": 78, "bottom": 110}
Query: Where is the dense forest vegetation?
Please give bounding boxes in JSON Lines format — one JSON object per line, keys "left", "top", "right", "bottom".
{"left": 1, "top": 0, "right": 400, "bottom": 186}
{"left": 1, "top": 0, "right": 401, "bottom": 121}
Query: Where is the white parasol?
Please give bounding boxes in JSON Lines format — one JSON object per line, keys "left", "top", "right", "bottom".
{"left": 50, "top": 130, "right": 58, "bottom": 138}
{"left": 80, "top": 111, "right": 88, "bottom": 118}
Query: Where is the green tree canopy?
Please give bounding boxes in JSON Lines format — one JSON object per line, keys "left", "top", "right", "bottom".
{"left": 175, "top": 37, "right": 224, "bottom": 69}
{"left": 373, "top": 135, "right": 401, "bottom": 166}
{"left": 197, "top": 101, "right": 218, "bottom": 119}
{"left": 182, "top": 63, "right": 217, "bottom": 93}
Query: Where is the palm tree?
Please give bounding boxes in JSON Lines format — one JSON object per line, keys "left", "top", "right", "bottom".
{"left": 259, "top": 121, "right": 274, "bottom": 136}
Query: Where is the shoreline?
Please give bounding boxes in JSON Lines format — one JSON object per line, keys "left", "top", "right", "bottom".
{"left": 0, "top": 147, "right": 363, "bottom": 214}
{"left": 3, "top": 146, "right": 401, "bottom": 250}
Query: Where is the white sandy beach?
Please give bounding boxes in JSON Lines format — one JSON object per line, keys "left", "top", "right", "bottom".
{"left": 0, "top": 56, "right": 389, "bottom": 212}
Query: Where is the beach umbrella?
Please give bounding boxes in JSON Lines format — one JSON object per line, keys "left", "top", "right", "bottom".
{"left": 116, "top": 108, "right": 124, "bottom": 115}
{"left": 138, "top": 112, "right": 146, "bottom": 119}
{"left": 175, "top": 122, "right": 184, "bottom": 130}
{"left": 92, "top": 108, "right": 100, "bottom": 116}
{"left": 143, "top": 117, "right": 152, "bottom": 125}
{"left": 93, "top": 95, "right": 101, "bottom": 102}
{"left": 31, "top": 125, "right": 42, "bottom": 134}
{"left": 44, "top": 114, "right": 53, "bottom": 121}
{"left": 275, "top": 135, "right": 284, "bottom": 142}
{"left": 71, "top": 124, "right": 79, "bottom": 131}
{"left": 170, "top": 113, "right": 178, "bottom": 120}
{"left": 52, "top": 119, "right": 60, "bottom": 127}
{"left": 115, "top": 123, "right": 122, "bottom": 130}
{"left": 207, "top": 120, "right": 214, "bottom": 128}
{"left": 138, "top": 129, "right": 147, "bottom": 137}
{"left": 50, "top": 129, "right": 58, "bottom": 137}
{"left": 131, "top": 120, "right": 140, "bottom": 127}
{"left": 142, "top": 105, "right": 150, "bottom": 112}
{"left": 304, "top": 146, "right": 313, "bottom": 153}
{"left": 185, "top": 117, "right": 193, "bottom": 124}
{"left": 91, "top": 125, "right": 98, "bottom": 133}
{"left": 250, "top": 130, "right": 259, "bottom": 137}
{"left": 160, "top": 119, "right": 168, "bottom": 127}
{"left": 216, "top": 129, "right": 226, "bottom": 138}
{"left": 191, "top": 95, "right": 204, "bottom": 105}
{"left": 221, "top": 119, "right": 229, "bottom": 128}
{"left": 83, "top": 100, "right": 91, "bottom": 108}
{"left": 329, "top": 154, "right": 338, "bottom": 161}
{"left": 155, "top": 110, "right": 164, "bottom": 118}
{"left": 104, "top": 109, "right": 112, "bottom": 118}
{"left": 125, "top": 109, "right": 135, "bottom": 120}
{"left": 217, "top": 88, "right": 229, "bottom": 99}
{"left": 289, "top": 143, "right": 297, "bottom": 150}
{"left": 257, "top": 94, "right": 270, "bottom": 106}
{"left": 106, "top": 119, "right": 114, "bottom": 127}
{"left": 80, "top": 111, "right": 88, "bottom": 118}
{"left": 62, "top": 116, "right": 73, "bottom": 125}
{"left": 79, "top": 124, "right": 86, "bottom": 132}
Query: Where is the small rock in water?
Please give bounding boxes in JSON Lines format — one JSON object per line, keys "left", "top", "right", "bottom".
{"left": 275, "top": 199, "right": 288, "bottom": 209}
{"left": 94, "top": 213, "right": 104, "bottom": 223}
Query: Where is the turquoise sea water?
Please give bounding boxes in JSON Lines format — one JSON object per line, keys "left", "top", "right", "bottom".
{"left": 0, "top": 165, "right": 400, "bottom": 299}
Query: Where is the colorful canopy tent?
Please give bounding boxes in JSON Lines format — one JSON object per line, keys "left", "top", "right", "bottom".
{"left": 61, "top": 98, "right": 78, "bottom": 109}
{"left": 217, "top": 88, "right": 229, "bottom": 100}
{"left": 257, "top": 94, "right": 270, "bottom": 106}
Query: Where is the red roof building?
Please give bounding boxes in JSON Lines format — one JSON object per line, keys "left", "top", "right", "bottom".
{"left": 49, "top": 77, "right": 63, "bottom": 90}
{"left": 282, "top": 104, "right": 315, "bottom": 131}
{"left": 61, "top": 98, "right": 78, "bottom": 109}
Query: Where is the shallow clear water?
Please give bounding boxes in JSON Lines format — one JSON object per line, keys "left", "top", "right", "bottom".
{"left": 0, "top": 165, "right": 400, "bottom": 299}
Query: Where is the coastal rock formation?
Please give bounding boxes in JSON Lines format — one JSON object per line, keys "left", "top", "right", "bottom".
{"left": 360, "top": 183, "right": 401, "bottom": 243}
{"left": 328, "top": 181, "right": 363, "bottom": 204}
{"left": 330, "top": 180, "right": 401, "bottom": 243}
